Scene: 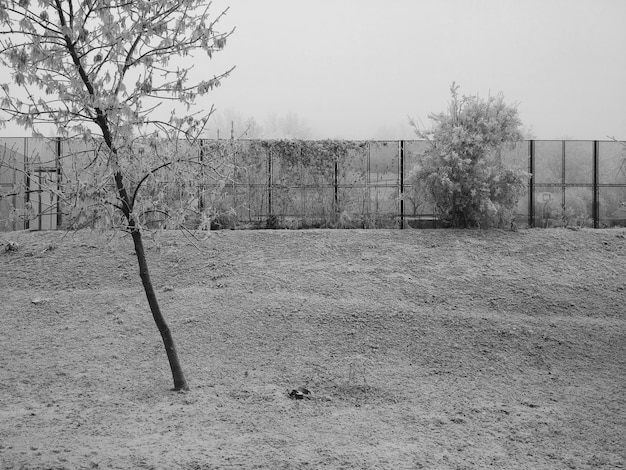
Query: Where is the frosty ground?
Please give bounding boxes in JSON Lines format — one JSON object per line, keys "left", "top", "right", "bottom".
{"left": 0, "top": 228, "right": 624, "bottom": 469}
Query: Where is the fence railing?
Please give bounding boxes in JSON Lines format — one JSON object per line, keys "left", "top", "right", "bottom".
{"left": 1, "top": 137, "right": 625, "bottom": 231}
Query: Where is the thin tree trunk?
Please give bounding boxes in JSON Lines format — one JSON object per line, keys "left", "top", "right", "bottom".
{"left": 110, "top": 168, "right": 189, "bottom": 391}
{"left": 130, "top": 228, "right": 189, "bottom": 391}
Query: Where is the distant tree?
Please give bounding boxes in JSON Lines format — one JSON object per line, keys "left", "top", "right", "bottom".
{"left": 408, "top": 83, "right": 529, "bottom": 228}
{"left": 0, "top": 0, "right": 234, "bottom": 391}
{"left": 264, "top": 112, "right": 312, "bottom": 139}
{"left": 207, "top": 109, "right": 263, "bottom": 140}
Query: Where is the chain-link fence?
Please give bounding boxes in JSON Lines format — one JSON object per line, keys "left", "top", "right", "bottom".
{"left": 1, "top": 137, "right": 625, "bottom": 231}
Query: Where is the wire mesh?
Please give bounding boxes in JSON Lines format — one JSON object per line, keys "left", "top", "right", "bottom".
{"left": 1, "top": 137, "right": 625, "bottom": 230}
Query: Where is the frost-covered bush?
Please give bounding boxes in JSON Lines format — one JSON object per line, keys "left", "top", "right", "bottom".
{"left": 409, "top": 83, "right": 530, "bottom": 228}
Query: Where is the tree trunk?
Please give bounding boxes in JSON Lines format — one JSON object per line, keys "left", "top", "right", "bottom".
{"left": 130, "top": 228, "right": 189, "bottom": 391}
{"left": 110, "top": 168, "right": 188, "bottom": 392}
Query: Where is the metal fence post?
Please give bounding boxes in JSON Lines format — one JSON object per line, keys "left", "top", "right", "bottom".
{"left": 593, "top": 140, "right": 599, "bottom": 228}
{"left": 334, "top": 159, "right": 339, "bottom": 215}
{"left": 24, "top": 137, "right": 31, "bottom": 230}
{"left": 399, "top": 140, "right": 405, "bottom": 229}
{"left": 267, "top": 146, "right": 273, "bottom": 220}
{"left": 561, "top": 140, "right": 566, "bottom": 215}
{"left": 198, "top": 140, "right": 205, "bottom": 211}
{"left": 231, "top": 133, "right": 237, "bottom": 217}
{"left": 366, "top": 141, "right": 371, "bottom": 217}
{"left": 528, "top": 140, "right": 535, "bottom": 228}
{"left": 56, "top": 137, "right": 62, "bottom": 228}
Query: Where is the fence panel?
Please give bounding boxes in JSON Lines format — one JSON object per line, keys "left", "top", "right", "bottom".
{"left": 367, "top": 141, "right": 399, "bottom": 226}
{"left": 598, "top": 141, "right": 625, "bottom": 185}
{"left": 1, "top": 138, "right": 625, "bottom": 231}
{"left": 30, "top": 169, "right": 59, "bottom": 230}
{"left": 564, "top": 141, "right": 593, "bottom": 185}
{"left": 501, "top": 141, "right": 531, "bottom": 226}
{"left": 0, "top": 139, "right": 27, "bottom": 231}
{"left": 534, "top": 140, "right": 563, "bottom": 185}
{"left": 598, "top": 141, "right": 626, "bottom": 226}
{"left": 600, "top": 187, "right": 626, "bottom": 225}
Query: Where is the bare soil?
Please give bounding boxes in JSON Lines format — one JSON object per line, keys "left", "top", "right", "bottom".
{"left": 0, "top": 227, "right": 625, "bottom": 469}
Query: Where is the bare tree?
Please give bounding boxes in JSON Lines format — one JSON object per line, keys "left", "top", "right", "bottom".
{"left": 263, "top": 112, "right": 312, "bottom": 139}
{"left": 207, "top": 108, "right": 263, "bottom": 140}
{"left": 0, "top": 0, "right": 235, "bottom": 391}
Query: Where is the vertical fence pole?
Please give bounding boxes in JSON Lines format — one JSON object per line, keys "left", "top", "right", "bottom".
{"left": 366, "top": 141, "right": 371, "bottom": 218}
{"left": 334, "top": 159, "right": 339, "bottom": 215}
{"left": 9, "top": 142, "right": 17, "bottom": 231}
{"left": 528, "top": 140, "right": 535, "bottom": 228}
{"left": 593, "top": 140, "right": 599, "bottom": 228}
{"left": 24, "top": 137, "right": 30, "bottom": 231}
{"left": 399, "top": 140, "right": 405, "bottom": 229}
{"left": 294, "top": 155, "right": 304, "bottom": 226}
{"left": 198, "top": 140, "right": 205, "bottom": 211}
{"left": 56, "top": 137, "right": 62, "bottom": 228}
{"left": 267, "top": 146, "right": 273, "bottom": 221}
{"left": 231, "top": 129, "right": 237, "bottom": 219}
{"left": 300, "top": 145, "right": 306, "bottom": 222}
{"left": 561, "top": 140, "right": 566, "bottom": 217}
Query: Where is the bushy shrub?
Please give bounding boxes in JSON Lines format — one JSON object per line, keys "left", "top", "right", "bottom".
{"left": 409, "top": 83, "right": 530, "bottom": 228}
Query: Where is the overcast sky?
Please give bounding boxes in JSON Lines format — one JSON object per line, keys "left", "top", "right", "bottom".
{"left": 204, "top": 0, "right": 626, "bottom": 140}
{"left": 1, "top": 0, "right": 624, "bottom": 141}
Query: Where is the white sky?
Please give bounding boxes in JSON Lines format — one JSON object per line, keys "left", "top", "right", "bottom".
{"left": 1, "top": 0, "right": 625, "bottom": 140}
{"left": 204, "top": 0, "right": 626, "bottom": 140}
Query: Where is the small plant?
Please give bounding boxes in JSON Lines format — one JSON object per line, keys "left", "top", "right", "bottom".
{"left": 345, "top": 355, "right": 372, "bottom": 387}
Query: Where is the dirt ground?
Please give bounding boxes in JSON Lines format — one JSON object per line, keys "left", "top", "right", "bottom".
{"left": 0, "top": 227, "right": 624, "bottom": 469}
